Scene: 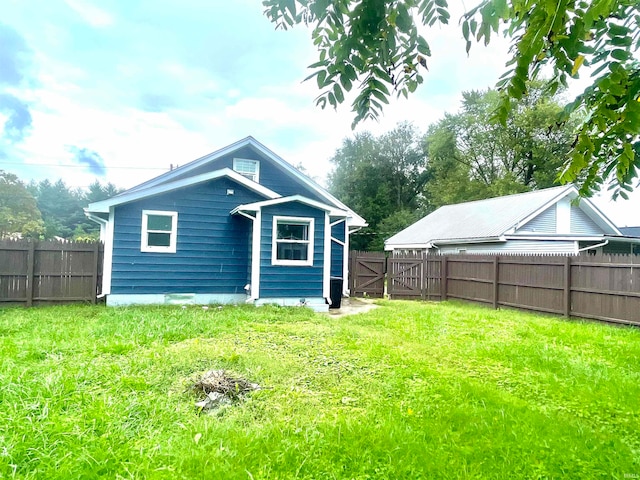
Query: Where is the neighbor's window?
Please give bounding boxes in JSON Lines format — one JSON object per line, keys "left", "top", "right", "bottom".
{"left": 233, "top": 158, "right": 260, "bottom": 182}
{"left": 141, "top": 210, "right": 178, "bottom": 253}
{"left": 272, "top": 216, "right": 314, "bottom": 266}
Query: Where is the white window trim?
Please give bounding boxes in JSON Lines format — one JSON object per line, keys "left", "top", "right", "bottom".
{"left": 272, "top": 215, "right": 314, "bottom": 266}
{"left": 232, "top": 158, "right": 260, "bottom": 183}
{"left": 141, "top": 210, "right": 178, "bottom": 253}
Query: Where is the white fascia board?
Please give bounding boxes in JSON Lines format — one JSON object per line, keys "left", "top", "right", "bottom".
{"left": 603, "top": 235, "right": 640, "bottom": 244}
{"left": 511, "top": 185, "right": 575, "bottom": 233}
{"left": 248, "top": 140, "right": 368, "bottom": 228}
{"left": 510, "top": 185, "right": 621, "bottom": 236}
{"left": 88, "top": 168, "right": 280, "bottom": 213}
{"left": 574, "top": 196, "right": 623, "bottom": 235}
{"left": 505, "top": 234, "right": 606, "bottom": 241}
{"left": 231, "top": 195, "right": 348, "bottom": 217}
{"left": 118, "top": 135, "right": 366, "bottom": 228}
{"left": 121, "top": 136, "right": 258, "bottom": 195}
{"left": 385, "top": 242, "right": 432, "bottom": 251}
{"left": 433, "top": 236, "right": 505, "bottom": 245}
{"left": 386, "top": 236, "right": 506, "bottom": 250}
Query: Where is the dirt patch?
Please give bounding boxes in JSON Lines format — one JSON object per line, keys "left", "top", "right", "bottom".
{"left": 191, "top": 369, "right": 260, "bottom": 411}
{"left": 325, "top": 297, "right": 379, "bottom": 318}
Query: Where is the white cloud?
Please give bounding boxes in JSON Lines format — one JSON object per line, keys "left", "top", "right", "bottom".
{"left": 64, "top": 0, "right": 114, "bottom": 28}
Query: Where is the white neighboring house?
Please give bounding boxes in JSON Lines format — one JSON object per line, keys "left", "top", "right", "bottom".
{"left": 385, "top": 185, "right": 640, "bottom": 255}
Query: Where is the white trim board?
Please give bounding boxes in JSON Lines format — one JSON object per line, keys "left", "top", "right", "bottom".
{"left": 323, "top": 211, "right": 331, "bottom": 303}
{"left": 87, "top": 168, "right": 279, "bottom": 213}
{"left": 102, "top": 207, "right": 115, "bottom": 295}
{"left": 100, "top": 136, "right": 367, "bottom": 227}
{"left": 271, "top": 215, "right": 315, "bottom": 267}
{"left": 251, "top": 210, "right": 262, "bottom": 301}
{"left": 231, "top": 195, "right": 347, "bottom": 217}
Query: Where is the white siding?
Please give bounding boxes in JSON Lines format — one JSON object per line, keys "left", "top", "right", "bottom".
{"left": 570, "top": 206, "right": 604, "bottom": 235}
{"left": 517, "top": 206, "right": 556, "bottom": 233}
{"left": 436, "top": 240, "right": 577, "bottom": 255}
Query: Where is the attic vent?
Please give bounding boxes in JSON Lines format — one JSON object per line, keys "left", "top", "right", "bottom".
{"left": 233, "top": 158, "right": 260, "bottom": 183}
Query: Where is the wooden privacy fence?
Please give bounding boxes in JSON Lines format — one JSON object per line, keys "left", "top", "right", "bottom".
{"left": 349, "top": 250, "right": 386, "bottom": 298}
{"left": 0, "top": 240, "right": 103, "bottom": 306}
{"left": 350, "top": 251, "right": 640, "bottom": 326}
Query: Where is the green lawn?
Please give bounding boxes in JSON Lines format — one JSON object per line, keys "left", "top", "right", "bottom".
{"left": 1, "top": 300, "right": 639, "bottom": 479}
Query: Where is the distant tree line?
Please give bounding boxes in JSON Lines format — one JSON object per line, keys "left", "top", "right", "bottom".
{"left": 329, "top": 84, "right": 577, "bottom": 250}
{"left": 0, "top": 171, "right": 121, "bottom": 240}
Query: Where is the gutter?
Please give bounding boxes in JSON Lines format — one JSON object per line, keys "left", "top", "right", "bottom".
{"left": 84, "top": 209, "right": 108, "bottom": 226}
{"left": 577, "top": 240, "right": 608, "bottom": 253}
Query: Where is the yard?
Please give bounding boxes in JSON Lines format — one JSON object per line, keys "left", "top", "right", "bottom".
{"left": 1, "top": 301, "right": 639, "bottom": 479}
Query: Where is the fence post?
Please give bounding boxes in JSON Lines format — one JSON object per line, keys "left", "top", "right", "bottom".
{"left": 91, "top": 242, "right": 100, "bottom": 304}
{"left": 349, "top": 251, "right": 354, "bottom": 295}
{"left": 441, "top": 256, "right": 448, "bottom": 301}
{"left": 421, "top": 254, "right": 427, "bottom": 300}
{"left": 564, "top": 256, "right": 572, "bottom": 317}
{"left": 25, "top": 241, "right": 35, "bottom": 307}
{"left": 492, "top": 255, "right": 499, "bottom": 309}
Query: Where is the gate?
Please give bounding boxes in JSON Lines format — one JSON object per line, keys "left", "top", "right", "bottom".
{"left": 349, "top": 250, "right": 386, "bottom": 298}
{"left": 388, "top": 253, "right": 442, "bottom": 300}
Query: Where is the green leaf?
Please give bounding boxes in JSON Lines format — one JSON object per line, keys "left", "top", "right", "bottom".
{"left": 417, "top": 36, "right": 432, "bottom": 56}
{"left": 340, "top": 74, "right": 353, "bottom": 92}
{"left": 462, "top": 20, "right": 470, "bottom": 41}
{"left": 333, "top": 83, "right": 345, "bottom": 103}
{"left": 611, "top": 49, "right": 630, "bottom": 61}
{"left": 493, "top": 0, "right": 509, "bottom": 18}
{"left": 317, "top": 70, "right": 327, "bottom": 88}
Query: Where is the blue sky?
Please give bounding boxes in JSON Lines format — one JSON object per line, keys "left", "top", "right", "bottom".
{"left": 1, "top": 0, "right": 638, "bottom": 225}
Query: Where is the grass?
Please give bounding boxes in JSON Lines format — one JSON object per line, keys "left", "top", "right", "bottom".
{"left": 1, "top": 300, "right": 639, "bottom": 479}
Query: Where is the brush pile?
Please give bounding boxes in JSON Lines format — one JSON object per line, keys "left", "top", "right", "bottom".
{"left": 192, "top": 369, "right": 260, "bottom": 410}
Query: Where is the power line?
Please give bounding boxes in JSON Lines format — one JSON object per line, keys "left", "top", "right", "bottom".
{"left": 0, "top": 162, "right": 168, "bottom": 170}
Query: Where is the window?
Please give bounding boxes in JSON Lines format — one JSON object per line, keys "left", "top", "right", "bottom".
{"left": 272, "top": 216, "right": 314, "bottom": 266}
{"left": 141, "top": 210, "right": 178, "bottom": 253}
{"left": 233, "top": 158, "right": 260, "bottom": 182}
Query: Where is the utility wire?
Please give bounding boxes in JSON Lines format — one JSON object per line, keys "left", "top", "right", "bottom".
{"left": 0, "top": 162, "right": 168, "bottom": 170}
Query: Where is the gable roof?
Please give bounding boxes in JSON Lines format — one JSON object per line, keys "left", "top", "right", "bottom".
{"left": 107, "top": 136, "right": 366, "bottom": 227}
{"left": 385, "top": 185, "right": 622, "bottom": 249}
{"left": 86, "top": 168, "right": 279, "bottom": 214}
{"left": 620, "top": 226, "right": 640, "bottom": 237}
{"left": 231, "top": 195, "right": 348, "bottom": 218}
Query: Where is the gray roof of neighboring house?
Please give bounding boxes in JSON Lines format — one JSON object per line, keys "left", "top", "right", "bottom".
{"left": 386, "top": 185, "right": 584, "bottom": 247}
{"left": 620, "top": 226, "right": 640, "bottom": 237}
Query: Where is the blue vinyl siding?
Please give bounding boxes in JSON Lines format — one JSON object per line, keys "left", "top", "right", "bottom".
{"left": 111, "top": 178, "right": 264, "bottom": 294}
{"left": 259, "top": 203, "right": 325, "bottom": 298}
{"left": 172, "top": 145, "right": 325, "bottom": 201}
{"left": 330, "top": 219, "right": 345, "bottom": 278}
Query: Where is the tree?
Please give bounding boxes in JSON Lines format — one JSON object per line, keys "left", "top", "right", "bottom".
{"left": 263, "top": 0, "right": 640, "bottom": 197}
{"left": 328, "top": 122, "right": 426, "bottom": 250}
{"left": 423, "top": 85, "right": 575, "bottom": 210}
{"left": 27, "top": 179, "right": 123, "bottom": 239}
{"left": 0, "top": 171, "right": 44, "bottom": 238}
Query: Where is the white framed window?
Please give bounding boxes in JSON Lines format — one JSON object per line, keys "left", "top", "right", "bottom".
{"left": 272, "top": 216, "right": 314, "bottom": 266}
{"left": 141, "top": 210, "right": 178, "bottom": 253}
{"left": 233, "top": 158, "right": 260, "bottom": 182}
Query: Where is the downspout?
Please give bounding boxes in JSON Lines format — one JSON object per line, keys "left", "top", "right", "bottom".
{"left": 577, "top": 240, "right": 608, "bottom": 253}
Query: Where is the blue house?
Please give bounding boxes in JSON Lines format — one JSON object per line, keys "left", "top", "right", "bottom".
{"left": 85, "top": 137, "right": 367, "bottom": 311}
